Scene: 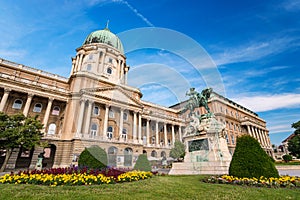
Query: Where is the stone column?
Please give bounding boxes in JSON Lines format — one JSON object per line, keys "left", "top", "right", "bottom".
{"left": 103, "top": 105, "right": 109, "bottom": 139}
{"left": 138, "top": 113, "right": 142, "bottom": 143}
{"left": 254, "top": 127, "right": 262, "bottom": 145}
{"left": 155, "top": 121, "right": 159, "bottom": 146}
{"left": 0, "top": 88, "right": 11, "bottom": 112}
{"left": 78, "top": 54, "right": 83, "bottom": 71}
{"left": 171, "top": 124, "right": 175, "bottom": 146}
{"left": 246, "top": 125, "right": 252, "bottom": 137}
{"left": 146, "top": 119, "right": 150, "bottom": 145}
{"left": 23, "top": 93, "right": 34, "bottom": 117}
{"left": 179, "top": 126, "right": 182, "bottom": 142}
{"left": 74, "top": 55, "right": 79, "bottom": 71}
{"left": 43, "top": 98, "right": 54, "bottom": 133}
{"left": 76, "top": 99, "right": 86, "bottom": 137}
{"left": 5, "top": 148, "right": 20, "bottom": 170}
{"left": 251, "top": 126, "right": 257, "bottom": 140}
{"left": 133, "top": 112, "right": 137, "bottom": 142}
{"left": 164, "top": 123, "right": 168, "bottom": 146}
{"left": 84, "top": 100, "right": 93, "bottom": 135}
{"left": 119, "top": 108, "right": 124, "bottom": 140}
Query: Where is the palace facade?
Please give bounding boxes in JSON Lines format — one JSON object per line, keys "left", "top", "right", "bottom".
{"left": 0, "top": 27, "right": 273, "bottom": 170}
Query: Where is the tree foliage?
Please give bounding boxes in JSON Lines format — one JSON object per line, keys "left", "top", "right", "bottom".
{"left": 288, "top": 120, "right": 300, "bottom": 158}
{"left": 292, "top": 120, "right": 300, "bottom": 135}
{"left": 288, "top": 135, "right": 300, "bottom": 159}
{"left": 170, "top": 140, "right": 185, "bottom": 161}
{"left": 78, "top": 145, "right": 107, "bottom": 169}
{"left": 133, "top": 154, "right": 151, "bottom": 171}
{"left": 282, "top": 154, "right": 293, "bottom": 163}
{"left": 0, "top": 112, "right": 44, "bottom": 172}
{"left": 229, "top": 135, "right": 279, "bottom": 178}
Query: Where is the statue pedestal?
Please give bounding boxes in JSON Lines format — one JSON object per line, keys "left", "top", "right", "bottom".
{"left": 169, "top": 117, "right": 232, "bottom": 175}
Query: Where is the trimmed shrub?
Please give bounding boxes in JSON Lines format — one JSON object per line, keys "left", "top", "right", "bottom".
{"left": 134, "top": 154, "right": 151, "bottom": 171}
{"left": 229, "top": 135, "right": 279, "bottom": 178}
{"left": 78, "top": 145, "right": 107, "bottom": 169}
{"left": 282, "top": 154, "right": 293, "bottom": 163}
{"left": 170, "top": 140, "right": 185, "bottom": 161}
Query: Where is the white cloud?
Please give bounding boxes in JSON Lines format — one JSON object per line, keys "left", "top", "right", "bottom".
{"left": 282, "top": 0, "right": 300, "bottom": 11}
{"left": 212, "top": 37, "right": 299, "bottom": 65}
{"left": 232, "top": 93, "right": 300, "bottom": 112}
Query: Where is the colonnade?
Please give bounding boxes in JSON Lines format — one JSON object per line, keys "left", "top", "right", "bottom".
{"left": 246, "top": 124, "right": 271, "bottom": 148}
{"left": 0, "top": 88, "right": 55, "bottom": 132}
{"left": 75, "top": 98, "right": 183, "bottom": 147}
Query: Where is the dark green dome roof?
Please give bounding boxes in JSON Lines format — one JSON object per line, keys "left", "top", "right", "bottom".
{"left": 83, "top": 28, "right": 124, "bottom": 54}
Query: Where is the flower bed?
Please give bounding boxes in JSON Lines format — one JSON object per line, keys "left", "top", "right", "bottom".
{"left": 203, "top": 175, "right": 300, "bottom": 188}
{"left": 0, "top": 167, "right": 153, "bottom": 186}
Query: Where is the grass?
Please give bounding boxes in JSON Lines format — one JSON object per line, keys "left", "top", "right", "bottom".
{"left": 1, "top": 175, "right": 300, "bottom": 200}
{"left": 276, "top": 161, "right": 300, "bottom": 165}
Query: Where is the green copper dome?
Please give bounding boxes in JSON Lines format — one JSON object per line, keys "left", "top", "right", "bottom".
{"left": 83, "top": 28, "right": 124, "bottom": 54}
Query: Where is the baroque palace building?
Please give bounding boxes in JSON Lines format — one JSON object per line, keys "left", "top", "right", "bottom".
{"left": 0, "top": 27, "right": 273, "bottom": 170}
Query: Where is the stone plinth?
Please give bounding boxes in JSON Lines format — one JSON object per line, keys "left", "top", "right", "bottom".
{"left": 169, "top": 117, "right": 232, "bottom": 175}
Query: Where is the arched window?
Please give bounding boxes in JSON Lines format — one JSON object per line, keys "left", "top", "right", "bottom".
{"left": 123, "top": 112, "right": 128, "bottom": 121}
{"left": 108, "top": 146, "right": 118, "bottom": 167}
{"left": 93, "top": 106, "right": 99, "bottom": 115}
{"left": 51, "top": 106, "right": 60, "bottom": 115}
{"left": 33, "top": 103, "right": 42, "bottom": 112}
{"left": 107, "top": 126, "right": 113, "bottom": 139}
{"left": 109, "top": 109, "right": 114, "bottom": 118}
{"left": 47, "top": 123, "right": 56, "bottom": 135}
{"left": 107, "top": 67, "right": 112, "bottom": 74}
{"left": 122, "top": 128, "right": 127, "bottom": 139}
{"left": 124, "top": 147, "right": 133, "bottom": 167}
{"left": 151, "top": 150, "right": 157, "bottom": 158}
{"left": 90, "top": 123, "right": 97, "bottom": 137}
{"left": 12, "top": 99, "right": 23, "bottom": 109}
{"left": 161, "top": 151, "right": 166, "bottom": 158}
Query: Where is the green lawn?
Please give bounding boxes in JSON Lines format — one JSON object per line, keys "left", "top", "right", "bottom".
{"left": 1, "top": 175, "right": 300, "bottom": 200}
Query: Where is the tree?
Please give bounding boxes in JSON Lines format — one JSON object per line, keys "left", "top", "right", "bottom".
{"left": 134, "top": 154, "right": 151, "bottom": 171}
{"left": 170, "top": 140, "right": 185, "bottom": 161}
{"left": 282, "top": 154, "right": 293, "bottom": 163}
{"left": 0, "top": 112, "right": 44, "bottom": 172}
{"left": 78, "top": 145, "right": 107, "bottom": 169}
{"left": 229, "top": 135, "right": 279, "bottom": 178}
{"left": 288, "top": 120, "right": 300, "bottom": 158}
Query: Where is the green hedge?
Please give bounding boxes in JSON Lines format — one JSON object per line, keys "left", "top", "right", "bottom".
{"left": 78, "top": 145, "right": 107, "bottom": 169}
{"left": 229, "top": 135, "right": 279, "bottom": 178}
{"left": 134, "top": 154, "right": 151, "bottom": 172}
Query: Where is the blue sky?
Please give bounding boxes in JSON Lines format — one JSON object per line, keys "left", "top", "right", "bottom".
{"left": 0, "top": 0, "right": 299, "bottom": 145}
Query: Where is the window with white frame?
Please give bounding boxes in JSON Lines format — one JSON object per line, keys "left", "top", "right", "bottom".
{"left": 87, "top": 64, "right": 92, "bottom": 71}
{"left": 107, "top": 126, "right": 113, "bottom": 139}
{"left": 93, "top": 106, "right": 99, "bottom": 115}
{"left": 47, "top": 123, "right": 56, "bottom": 135}
{"left": 225, "top": 134, "right": 229, "bottom": 144}
{"left": 12, "top": 99, "right": 23, "bottom": 109}
{"left": 122, "top": 128, "right": 127, "bottom": 139}
{"left": 33, "top": 103, "right": 42, "bottom": 112}
{"left": 90, "top": 123, "right": 97, "bottom": 137}
{"left": 231, "top": 135, "right": 235, "bottom": 144}
{"left": 109, "top": 109, "right": 114, "bottom": 118}
{"left": 51, "top": 106, "right": 60, "bottom": 115}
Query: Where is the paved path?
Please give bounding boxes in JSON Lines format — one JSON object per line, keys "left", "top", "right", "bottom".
{"left": 277, "top": 166, "right": 300, "bottom": 176}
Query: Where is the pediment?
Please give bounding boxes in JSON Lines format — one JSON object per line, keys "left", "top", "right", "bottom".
{"left": 84, "top": 86, "right": 142, "bottom": 107}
